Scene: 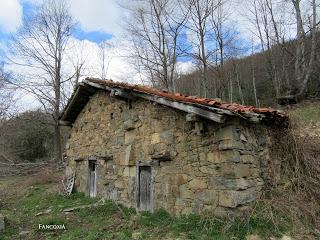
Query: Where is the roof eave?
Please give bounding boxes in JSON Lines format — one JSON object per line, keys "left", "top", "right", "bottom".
{"left": 59, "top": 82, "right": 99, "bottom": 123}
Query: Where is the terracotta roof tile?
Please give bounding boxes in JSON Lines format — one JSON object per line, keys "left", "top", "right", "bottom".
{"left": 85, "top": 78, "right": 288, "bottom": 123}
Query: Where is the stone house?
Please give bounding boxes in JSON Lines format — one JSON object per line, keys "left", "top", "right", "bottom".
{"left": 60, "top": 78, "right": 288, "bottom": 216}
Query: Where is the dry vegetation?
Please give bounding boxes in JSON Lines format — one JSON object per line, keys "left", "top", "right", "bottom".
{"left": 254, "top": 100, "right": 320, "bottom": 238}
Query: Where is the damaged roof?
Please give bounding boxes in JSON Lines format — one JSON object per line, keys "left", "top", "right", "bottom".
{"left": 59, "top": 78, "right": 288, "bottom": 126}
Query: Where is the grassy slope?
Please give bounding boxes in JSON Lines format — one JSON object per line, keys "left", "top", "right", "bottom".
{"left": 0, "top": 174, "right": 293, "bottom": 240}
{"left": 289, "top": 100, "right": 320, "bottom": 125}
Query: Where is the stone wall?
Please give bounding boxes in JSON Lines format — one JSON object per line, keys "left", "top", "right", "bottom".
{"left": 65, "top": 91, "right": 275, "bottom": 215}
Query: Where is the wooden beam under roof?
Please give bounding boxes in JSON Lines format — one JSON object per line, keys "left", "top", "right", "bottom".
{"left": 133, "top": 92, "right": 226, "bottom": 123}
{"left": 83, "top": 80, "right": 136, "bottom": 100}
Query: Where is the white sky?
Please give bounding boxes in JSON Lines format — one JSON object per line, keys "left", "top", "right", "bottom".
{"left": 0, "top": 0, "right": 23, "bottom": 32}
{"left": 68, "top": 0, "right": 123, "bottom": 34}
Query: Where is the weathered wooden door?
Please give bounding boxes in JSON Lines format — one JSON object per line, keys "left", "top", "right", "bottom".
{"left": 88, "top": 160, "right": 97, "bottom": 197}
{"left": 139, "top": 166, "right": 152, "bottom": 211}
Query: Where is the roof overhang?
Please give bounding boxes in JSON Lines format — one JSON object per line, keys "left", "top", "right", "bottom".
{"left": 59, "top": 78, "right": 288, "bottom": 127}
{"left": 59, "top": 82, "right": 99, "bottom": 124}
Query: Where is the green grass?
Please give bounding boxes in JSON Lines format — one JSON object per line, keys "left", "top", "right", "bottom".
{"left": 1, "top": 181, "right": 293, "bottom": 240}
{"left": 137, "top": 208, "right": 290, "bottom": 240}
{"left": 289, "top": 101, "right": 320, "bottom": 124}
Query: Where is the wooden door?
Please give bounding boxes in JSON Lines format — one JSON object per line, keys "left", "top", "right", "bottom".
{"left": 88, "top": 160, "right": 97, "bottom": 197}
{"left": 139, "top": 166, "right": 151, "bottom": 211}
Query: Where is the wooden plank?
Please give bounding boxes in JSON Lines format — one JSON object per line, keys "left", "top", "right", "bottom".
{"left": 88, "top": 160, "right": 97, "bottom": 198}
{"left": 133, "top": 93, "right": 226, "bottom": 123}
{"left": 60, "top": 86, "right": 82, "bottom": 121}
{"left": 139, "top": 166, "right": 151, "bottom": 212}
{"left": 63, "top": 201, "right": 106, "bottom": 212}
{"left": 136, "top": 162, "right": 156, "bottom": 213}
{"left": 60, "top": 83, "right": 97, "bottom": 122}
{"left": 190, "top": 102, "right": 235, "bottom": 116}
{"left": 81, "top": 80, "right": 106, "bottom": 90}
{"left": 83, "top": 80, "right": 136, "bottom": 100}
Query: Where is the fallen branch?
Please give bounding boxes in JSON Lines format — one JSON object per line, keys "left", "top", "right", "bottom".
{"left": 62, "top": 200, "right": 105, "bottom": 212}
{"left": 35, "top": 208, "right": 52, "bottom": 216}
{"left": 0, "top": 153, "right": 14, "bottom": 164}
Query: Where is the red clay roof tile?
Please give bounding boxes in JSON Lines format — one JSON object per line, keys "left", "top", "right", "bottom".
{"left": 85, "top": 78, "right": 288, "bottom": 123}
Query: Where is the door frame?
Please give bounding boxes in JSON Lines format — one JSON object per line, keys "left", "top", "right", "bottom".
{"left": 87, "top": 157, "right": 98, "bottom": 198}
{"left": 135, "top": 160, "right": 157, "bottom": 212}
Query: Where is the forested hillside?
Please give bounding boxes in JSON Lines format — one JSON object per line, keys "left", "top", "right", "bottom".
{"left": 124, "top": 0, "right": 318, "bottom": 107}
{"left": 176, "top": 34, "right": 320, "bottom": 106}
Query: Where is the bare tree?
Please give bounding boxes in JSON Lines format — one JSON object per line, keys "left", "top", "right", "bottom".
{"left": 67, "top": 40, "right": 88, "bottom": 90}
{"left": 8, "top": 0, "right": 75, "bottom": 162}
{"left": 251, "top": 40, "right": 258, "bottom": 106}
{"left": 98, "top": 41, "right": 112, "bottom": 80}
{"left": 292, "top": 0, "right": 318, "bottom": 98}
{"left": 211, "top": 0, "right": 236, "bottom": 67}
{"left": 228, "top": 58, "right": 245, "bottom": 105}
{"left": 210, "top": 0, "right": 240, "bottom": 99}
{"left": 183, "top": 0, "right": 217, "bottom": 97}
{"left": 0, "top": 65, "right": 14, "bottom": 118}
{"left": 125, "top": 0, "right": 189, "bottom": 91}
{"left": 245, "top": 0, "right": 293, "bottom": 98}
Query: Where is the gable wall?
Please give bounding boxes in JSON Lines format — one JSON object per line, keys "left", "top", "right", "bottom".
{"left": 65, "top": 91, "right": 275, "bottom": 215}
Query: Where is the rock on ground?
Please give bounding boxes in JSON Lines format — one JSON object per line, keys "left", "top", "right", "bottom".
{"left": 0, "top": 214, "right": 5, "bottom": 231}
{"left": 246, "top": 235, "right": 261, "bottom": 240}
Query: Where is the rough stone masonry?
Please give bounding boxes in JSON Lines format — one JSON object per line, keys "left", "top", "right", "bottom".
{"left": 61, "top": 79, "right": 287, "bottom": 216}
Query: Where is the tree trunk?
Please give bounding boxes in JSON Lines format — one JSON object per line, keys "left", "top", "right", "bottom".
{"left": 295, "top": 0, "right": 316, "bottom": 97}
{"left": 200, "top": 31, "right": 208, "bottom": 98}
{"left": 54, "top": 123, "right": 62, "bottom": 163}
